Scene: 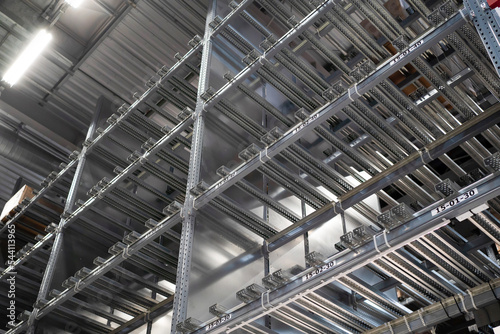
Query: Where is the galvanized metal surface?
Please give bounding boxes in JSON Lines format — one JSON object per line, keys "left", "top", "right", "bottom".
{"left": 1, "top": 0, "right": 500, "bottom": 333}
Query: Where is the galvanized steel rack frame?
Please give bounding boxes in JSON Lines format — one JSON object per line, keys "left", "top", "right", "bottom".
{"left": 1, "top": 0, "right": 500, "bottom": 332}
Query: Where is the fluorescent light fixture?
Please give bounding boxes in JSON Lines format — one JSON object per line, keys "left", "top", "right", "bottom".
{"left": 2, "top": 29, "right": 52, "bottom": 87}
{"left": 64, "top": 0, "right": 84, "bottom": 8}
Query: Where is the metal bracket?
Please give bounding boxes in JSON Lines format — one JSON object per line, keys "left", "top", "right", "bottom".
{"left": 97, "top": 190, "right": 106, "bottom": 199}
{"left": 260, "top": 290, "right": 274, "bottom": 310}
{"left": 262, "top": 240, "right": 270, "bottom": 254}
{"left": 459, "top": 293, "right": 469, "bottom": 313}
{"left": 347, "top": 84, "right": 360, "bottom": 102}
{"left": 419, "top": 147, "right": 433, "bottom": 164}
{"left": 333, "top": 201, "right": 343, "bottom": 214}
{"left": 73, "top": 279, "right": 85, "bottom": 293}
{"left": 259, "top": 147, "right": 272, "bottom": 163}
{"left": 403, "top": 316, "right": 412, "bottom": 333}
{"left": 373, "top": 230, "right": 392, "bottom": 253}
{"left": 418, "top": 309, "right": 426, "bottom": 327}
{"left": 386, "top": 322, "right": 395, "bottom": 334}
{"left": 121, "top": 245, "right": 133, "bottom": 260}
{"left": 55, "top": 225, "right": 63, "bottom": 234}
{"left": 467, "top": 289, "right": 479, "bottom": 310}
{"left": 202, "top": 102, "right": 209, "bottom": 112}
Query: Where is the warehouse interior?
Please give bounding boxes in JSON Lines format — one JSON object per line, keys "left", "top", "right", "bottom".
{"left": 1, "top": 0, "right": 500, "bottom": 333}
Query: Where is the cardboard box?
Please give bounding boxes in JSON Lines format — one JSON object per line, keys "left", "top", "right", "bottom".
{"left": 1, "top": 185, "right": 34, "bottom": 222}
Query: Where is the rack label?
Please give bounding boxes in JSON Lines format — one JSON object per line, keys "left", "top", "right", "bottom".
{"left": 302, "top": 261, "right": 335, "bottom": 282}
{"left": 389, "top": 39, "right": 424, "bottom": 66}
{"left": 292, "top": 113, "right": 319, "bottom": 135}
{"left": 431, "top": 188, "right": 478, "bottom": 216}
{"left": 215, "top": 170, "right": 238, "bottom": 190}
{"left": 206, "top": 314, "right": 231, "bottom": 331}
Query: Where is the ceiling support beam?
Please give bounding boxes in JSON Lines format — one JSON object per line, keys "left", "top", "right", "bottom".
{"left": 0, "top": 91, "right": 82, "bottom": 146}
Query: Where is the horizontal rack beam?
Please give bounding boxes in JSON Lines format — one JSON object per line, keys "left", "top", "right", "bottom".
{"left": 194, "top": 170, "right": 500, "bottom": 333}
{"left": 267, "top": 104, "right": 500, "bottom": 251}
{"left": 0, "top": 39, "right": 202, "bottom": 239}
{"left": 7, "top": 212, "right": 183, "bottom": 333}
{"left": 194, "top": 10, "right": 468, "bottom": 209}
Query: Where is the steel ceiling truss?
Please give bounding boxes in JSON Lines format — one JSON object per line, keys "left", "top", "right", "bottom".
{"left": 2, "top": 0, "right": 500, "bottom": 333}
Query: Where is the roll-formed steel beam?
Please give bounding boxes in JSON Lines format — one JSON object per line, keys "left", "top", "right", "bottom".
{"left": 192, "top": 170, "right": 500, "bottom": 334}
{"left": 6, "top": 212, "right": 182, "bottom": 334}
{"left": 194, "top": 11, "right": 469, "bottom": 209}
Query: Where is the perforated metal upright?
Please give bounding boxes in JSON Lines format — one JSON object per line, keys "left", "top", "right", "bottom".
{"left": 170, "top": 1, "right": 217, "bottom": 332}
{"left": 464, "top": 0, "right": 500, "bottom": 77}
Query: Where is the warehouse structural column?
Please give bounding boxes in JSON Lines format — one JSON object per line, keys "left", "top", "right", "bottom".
{"left": 25, "top": 97, "right": 107, "bottom": 333}
{"left": 170, "top": 1, "right": 216, "bottom": 332}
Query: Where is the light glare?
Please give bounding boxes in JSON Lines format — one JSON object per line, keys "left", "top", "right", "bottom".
{"left": 2, "top": 29, "right": 52, "bottom": 87}
{"left": 65, "top": 0, "right": 84, "bottom": 8}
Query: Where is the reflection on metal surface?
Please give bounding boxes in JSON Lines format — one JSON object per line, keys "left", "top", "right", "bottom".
{"left": 3, "top": 0, "right": 500, "bottom": 332}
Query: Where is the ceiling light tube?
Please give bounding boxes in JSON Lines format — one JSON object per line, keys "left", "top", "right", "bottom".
{"left": 64, "top": 0, "right": 84, "bottom": 8}
{"left": 2, "top": 29, "right": 52, "bottom": 87}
